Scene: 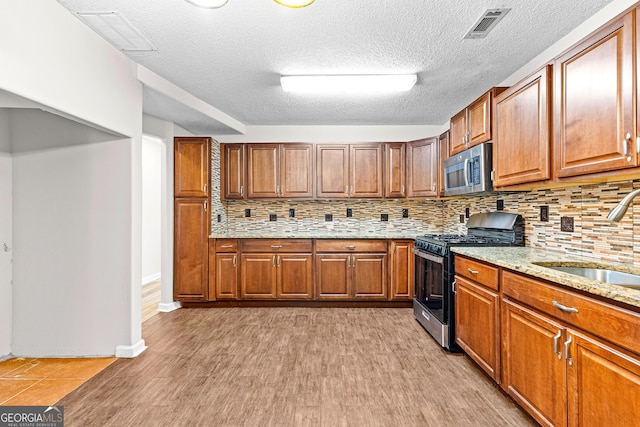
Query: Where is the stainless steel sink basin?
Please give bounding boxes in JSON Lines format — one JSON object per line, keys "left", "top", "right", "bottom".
{"left": 536, "top": 265, "right": 640, "bottom": 289}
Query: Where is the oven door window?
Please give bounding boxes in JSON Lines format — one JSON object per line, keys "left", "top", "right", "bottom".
{"left": 414, "top": 250, "right": 445, "bottom": 323}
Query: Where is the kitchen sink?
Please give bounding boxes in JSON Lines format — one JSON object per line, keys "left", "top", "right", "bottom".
{"left": 534, "top": 264, "right": 640, "bottom": 289}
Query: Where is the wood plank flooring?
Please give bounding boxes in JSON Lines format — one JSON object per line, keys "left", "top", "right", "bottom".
{"left": 59, "top": 308, "right": 536, "bottom": 426}
{"left": 142, "top": 279, "right": 161, "bottom": 323}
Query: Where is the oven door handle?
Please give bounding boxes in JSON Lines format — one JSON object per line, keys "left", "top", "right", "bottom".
{"left": 412, "top": 248, "right": 444, "bottom": 264}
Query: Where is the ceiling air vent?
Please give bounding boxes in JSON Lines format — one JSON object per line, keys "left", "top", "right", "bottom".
{"left": 464, "top": 8, "right": 511, "bottom": 40}
{"left": 74, "top": 11, "right": 157, "bottom": 51}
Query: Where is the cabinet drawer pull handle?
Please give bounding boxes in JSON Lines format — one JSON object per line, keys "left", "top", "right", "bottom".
{"left": 452, "top": 279, "right": 457, "bottom": 294}
{"left": 271, "top": 245, "right": 282, "bottom": 249}
{"left": 220, "top": 245, "right": 233, "bottom": 248}
{"left": 345, "top": 245, "right": 356, "bottom": 250}
{"left": 467, "top": 268, "right": 479, "bottom": 275}
{"left": 553, "top": 331, "right": 562, "bottom": 360}
{"left": 564, "top": 335, "right": 573, "bottom": 366}
{"left": 623, "top": 133, "right": 632, "bottom": 162}
{"left": 552, "top": 301, "right": 578, "bottom": 313}
{"left": 232, "top": 255, "right": 236, "bottom": 267}
{"left": 347, "top": 256, "right": 351, "bottom": 268}
{"left": 277, "top": 255, "right": 281, "bottom": 266}
{"left": 240, "top": 185, "right": 244, "bottom": 196}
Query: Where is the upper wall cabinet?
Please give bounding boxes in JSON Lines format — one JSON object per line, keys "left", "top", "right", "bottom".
{"left": 406, "top": 137, "right": 438, "bottom": 198}
{"left": 175, "top": 137, "right": 211, "bottom": 198}
{"left": 493, "top": 65, "right": 552, "bottom": 188}
{"left": 554, "top": 11, "right": 636, "bottom": 178}
{"left": 437, "top": 131, "right": 449, "bottom": 197}
{"left": 317, "top": 143, "right": 383, "bottom": 198}
{"left": 221, "top": 144, "right": 245, "bottom": 200}
{"left": 384, "top": 142, "right": 406, "bottom": 198}
{"left": 450, "top": 87, "right": 507, "bottom": 156}
{"left": 246, "top": 143, "right": 314, "bottom": 198}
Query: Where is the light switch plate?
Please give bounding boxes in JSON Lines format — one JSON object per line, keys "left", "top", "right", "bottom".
{"left": 560, "top": 216, "right": 574, "bottom": 232}
{"left": 540, "top": 206, "right": 549, "bottom": 222}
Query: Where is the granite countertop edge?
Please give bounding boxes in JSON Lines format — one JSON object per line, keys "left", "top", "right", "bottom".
{"left": 209, "top": 233, "right": 417, "bottom": 240}
{"left": 451, "top": 246, "right": 640, "bottom": 310}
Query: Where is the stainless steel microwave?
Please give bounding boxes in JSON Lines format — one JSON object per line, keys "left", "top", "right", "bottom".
{"left": 443, "top": 142, "right": 493, "bottom": 196}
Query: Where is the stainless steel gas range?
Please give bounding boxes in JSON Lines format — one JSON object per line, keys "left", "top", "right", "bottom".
{"left": 413, "top": 212, "right": 524, "bottom": 351}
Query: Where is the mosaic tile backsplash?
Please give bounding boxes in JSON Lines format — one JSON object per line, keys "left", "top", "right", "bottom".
{"left": 210, "top": 140, "right": 640, "bottom": 267}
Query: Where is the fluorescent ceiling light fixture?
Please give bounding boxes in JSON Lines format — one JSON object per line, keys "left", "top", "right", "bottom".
{"left": 185, "top": 0, "right": 228, "bottom": 8}
{"left": 274, "top": 0, "right": 315, "bottom": 7}
{"left": 74, "top": 11, "right": 156, "bottom": 51}
{"left": 280, "top": 74, "right": 417, "bottom": 94}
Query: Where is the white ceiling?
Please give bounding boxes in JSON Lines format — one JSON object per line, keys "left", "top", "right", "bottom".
{"left": 56, "top": 0, "right": 614, "bottom": 135}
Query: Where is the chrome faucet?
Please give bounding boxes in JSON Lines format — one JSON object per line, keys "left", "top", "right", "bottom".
{"left": 607, "top": 188, "right": 640, "bottom": 222}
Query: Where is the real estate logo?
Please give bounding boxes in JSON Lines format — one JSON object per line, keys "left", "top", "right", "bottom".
{"left": 0, "top": 406, "right": 64, "bottom": 427}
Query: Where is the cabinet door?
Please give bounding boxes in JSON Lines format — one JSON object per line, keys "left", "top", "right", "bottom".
{"left": 277, "top": 254, "right": 313, "bottom": 299}
{"left": 455, "top": 276, "right": 500, "bottom": 382}
{"left": 437, "top": 131, "right": 449, "bottom": 197}
{"left": 175, "top": 137, "right": 210, "bottom": 198}
{"left": 280, "top": 144, "right": 314, "bottom": 198}
{"left": 467, "top": 91, "right": 492, "bottom": 147}
{"left": 350, "top": 144, "right": 383, "bottom": 198}
{"left": 317, "top": 145, "right": 349, "bottom": 198}
{"left": 352, "top": 254, "right": 387, "bottom": 299}
{"left": 222, "top": 144, "right": 245, "bottom": 199}
{"left": 384, "top": 143, "right": 406, "bottom": 198}
{"left": 247, "top": 144, "right": 279, "bottom": 198}
{"left": 406, "top": 138, "right": 438, "bottom": 197}
{"left": 494, "top": 65, "right": 552, "bottom": 187}
{"left": 315, "top": 254, "right": 350, "bottom": 299}
{"left": 567, "top": 330, "right": 640, "bottom": 427}
{"left": 207, "top": 240, "right": 216, "bottom": 301}
{"left": 502, "top": 299, "right": 567, "bottom": 427}
{"left": 215, "top": 253, "right": 238, "bottom": 299}
{"left": 389, "top": 240, "right": 413, "bottom": 300}
{"left": 240, "top": 254, "right": 277, "bottom": 299}
{"left": 174, "top": 198, "right": 209, "bottom": 301}
{"left": 554, "top": 13, "right": 635, "bottom": 177}
{"left": 449, "top": 109, "right": 467, "bottom": 156}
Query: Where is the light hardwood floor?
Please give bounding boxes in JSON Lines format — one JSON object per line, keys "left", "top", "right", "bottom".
{"left": 142, "top": 279, "right": 161, "bottom": 323}
{"left": 59, "top": 307, "right": 536, "bottom": 426}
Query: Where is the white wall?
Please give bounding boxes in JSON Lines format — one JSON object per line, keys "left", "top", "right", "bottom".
{"left": 0, "top": 110, "right": 12, "bottom": 357}
{"left": 142, "top": 136, "right": 162, "bottom": 284}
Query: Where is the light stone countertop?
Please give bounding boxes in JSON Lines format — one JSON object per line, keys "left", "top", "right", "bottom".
{"left": 209, "top": 233, "right": 418, "bottom": 240}
{"left": 451, "top": 246, "right": 640, "bottom": 310}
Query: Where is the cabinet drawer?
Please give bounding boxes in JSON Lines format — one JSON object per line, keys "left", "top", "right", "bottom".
{"left": 455, "top": 256, "right": 499, "bottom": 291}
{"left": 502, "top": 270, "right": 640, "bottom": 355}
{"left": 240, "top": 239, "right": 312, "bottom": 253}
{"left": 315, "top": 239, "right": 387, "bottom": 253}
{"left": 215, "top": 239, "right": 238, "bottom": 252}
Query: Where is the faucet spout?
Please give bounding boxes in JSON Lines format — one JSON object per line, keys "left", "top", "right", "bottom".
{"left": 607, "top": 188, "right": 640, "bottom": 222}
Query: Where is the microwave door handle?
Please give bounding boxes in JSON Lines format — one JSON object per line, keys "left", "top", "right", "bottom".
{"left": 463, "top": 158, "right": 470, "bottom": 187}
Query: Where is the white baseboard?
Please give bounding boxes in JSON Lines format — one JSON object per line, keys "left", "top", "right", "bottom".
{"left": 157, "top": 301, "right": 180, "bottom": 312}
{"left": 115, "top": 339, "right": 147, "bottom": 358}
{"left": 142, "top": 272, "right": 161, "bottom": 285}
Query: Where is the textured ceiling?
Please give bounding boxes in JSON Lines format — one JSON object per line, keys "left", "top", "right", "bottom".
{"left": 56, "top": 0, "right": 614, "bottom": 134}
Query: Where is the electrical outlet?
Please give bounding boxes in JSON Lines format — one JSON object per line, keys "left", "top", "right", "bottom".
{"left": 465, "top": 207, "right": 470, "bottom": 218}
{"left": 460, "top": 214, "right": 465, "bottom": 223}
{"left": 269, "top": 213, "right": 277, "bottom": 222}
{"left": 289, "top": 208, "right": 295, "bottom": 218}
{"left": 325, "top": 214, "right": 333, "bottom": 222}
{"left": 381, "top": 214, "right": 388, "bottom": 222}
{"left": 560, "top": 216, "right": 574, "bottom": 232}
{"left": 244, "top": 209, "right": 251, "bottom": 218}
{"left": 540, "top": 205, "right": 549, "bottom": 222}
{"left": 346, "top": 208, "right": 352, "bottom": 217}
{"left": 217, "top": 214, "right": 221, "bottom": 223}
{"left": 497, "top": 199, "right": 504, "bottom": 211}
{"left": 402, "top": 209, "right": 409, "bottom": 218}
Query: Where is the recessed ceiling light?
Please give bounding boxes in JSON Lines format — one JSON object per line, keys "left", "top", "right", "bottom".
{"left": 280, "top": 74, "right": 417, "bottom": 94}
{"left": 185, "top": 0, "right": 228, "bottom": 9}
{"left": 274, "top": 0, "right": 315, "bottom": 8}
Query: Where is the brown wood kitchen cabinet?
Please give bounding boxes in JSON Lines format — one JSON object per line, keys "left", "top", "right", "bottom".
{"left": 554, "top": 11, "right": 636, "bottom": 178}
{"left": 501, "top": 269, "right": 640, "bottom": 426}
{"left": 240, "top": 239, "right": 313, "bottom": 299}
{"left": 316, "top": 144, "right": 383, "bottom": 198}
{"left": 449, "top": 88, "right": 506, "bottom": 156}
{"left": 211, "top": 239, "right": 239, "bottom": 300}
{"left": 406, "top": 137, "right": 438, "bottom": 198}
{"left": 174, "top": 137, "right": 210, "bottom": 301}
{"left": 389, "top": 240, "right": 413, "bottom": 300}
{"left": 493, "top": 65, "right": 552, "bottom": 188}
{"left": 384, "top": 142, "right": 406, "bottom": 198}
{"left": 437, "top": 131, "right": 449, "bottom": 197}
{"left": 454, "top": 256, "right": 501, "bottom": 382}
{"left": 221, "top": 143, "right": 245, "bottom": 199}
{"left": 246, "top": 143, "right": 313, "bottom": 198}
{"left": 315, "top": 240, "right": 387, "bottom": 299}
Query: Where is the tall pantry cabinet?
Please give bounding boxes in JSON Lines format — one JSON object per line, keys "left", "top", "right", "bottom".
{"left": 174, "top": 137, "right": 211, "bottom": 301}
